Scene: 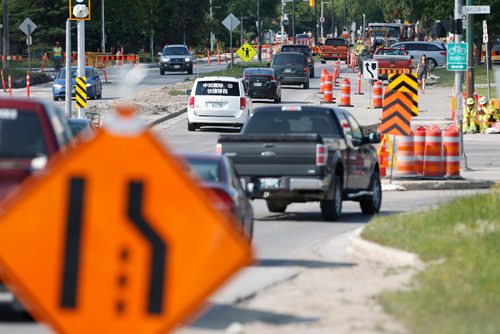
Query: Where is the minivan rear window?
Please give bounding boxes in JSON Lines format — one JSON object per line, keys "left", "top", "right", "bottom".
{"left": 325, "top": 39, "right": 347, "bottom": 46}
{"left": 273, "top": 53, "right": 304, "bottom": 65}
{"left": 195, "top": 81, "right": 240, "bottom": 96}
{"left": 281, "top": 46, "right": 311, "bottom": 54}
{"left": 0, "top": 109, "right": 47, "bottom": 159}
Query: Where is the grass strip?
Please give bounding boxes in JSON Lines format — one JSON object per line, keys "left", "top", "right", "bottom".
{"left": 362, "top": 190, "right": 500, "bottom": 334}
{"left": 197, "top": 62, "right": 268, "bottom": 79}
{"left": 433, "top": 65, "right": 496, "bottom": 88}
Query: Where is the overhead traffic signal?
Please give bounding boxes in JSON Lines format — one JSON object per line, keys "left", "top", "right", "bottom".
{"left": 69, "top": 0, "right": 91, "bottom": 20}
{"left": 309, "top": 0, "right": 315, "bottom": 7}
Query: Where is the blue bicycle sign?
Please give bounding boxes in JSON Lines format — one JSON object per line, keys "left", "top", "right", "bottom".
{"left": 447, "top": 42, "right": 468, "bottom": 71}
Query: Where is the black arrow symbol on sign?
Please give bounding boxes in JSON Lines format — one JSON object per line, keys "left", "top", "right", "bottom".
{"left": 365, "top": 62, "right": 375, "bottom": 79}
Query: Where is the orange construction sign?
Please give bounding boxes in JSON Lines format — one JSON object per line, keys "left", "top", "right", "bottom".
{"left": 0, "top": 114, "right": 253, "bottom": 334}
{"left": 379, "top": 90, "right": 413, "bottom": 136}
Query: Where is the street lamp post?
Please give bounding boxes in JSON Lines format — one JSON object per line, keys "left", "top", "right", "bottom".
{"left": 101, "top": 0, "right": 105, "bottom": 52}
{"left": 210, "top": 0, "right": 214, "bottom": 51}
{"left": 321, "top": 1, "right": 331, "bottom": 40}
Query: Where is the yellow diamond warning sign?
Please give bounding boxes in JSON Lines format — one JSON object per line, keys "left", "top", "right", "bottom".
{"left": 236, "top": 43, "right": 257, "bottom": 63}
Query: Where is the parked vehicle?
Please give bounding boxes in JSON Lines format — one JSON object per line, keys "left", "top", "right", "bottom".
{"left": 158, "top": 44, "right": 193, "bottom": 75}
{"left": 52, "top": 66, "right": 102, "bottom": 101}
{"left": 320, "top": 38, "right": 349, "bottom": 62}
{"left": 0, "top": 97, "right": 73, "bottom": 312}
{"left": 180, "top": 152, "right": 254, "bottom": 240}
{"left": 67, "top": 117, "right": 97, "bottom": 138}
{"left": 271, "top": 52, "right": 310, "bottom": 89}
{"left": 280, "top": 44, "right": 315, "bottom": 78}
{"left": 295, "top": 33, "right": 311, "bottom": 45}
{"left": 217, "top": 105, "right": 381, "bottom": 221}
{"left": 372, "top": 47, "right": 413, "bottom": 80}
{"left": 186, "top": 76, "right": 252, "bottom": 131}
{"left": 392, "top": 41, "right": 447, "bottom": 69}
{"left": 243, "top": 68, "right": 281, "bottom": 103}
{"left": 275, "top": 31, "right": 288, "bottom": 42}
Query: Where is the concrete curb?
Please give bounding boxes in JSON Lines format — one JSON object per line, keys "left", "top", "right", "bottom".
{"left": 382, "top": 178, "right": 495, "bottom": 191}
{"left": 347, "top": 227, "right": 424, "bottom": 269}
{"left": 148, "top": 108, "right": 187, "bottom": 128}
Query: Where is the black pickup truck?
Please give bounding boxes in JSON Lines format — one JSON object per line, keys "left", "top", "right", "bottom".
{"left": 217, "top": 105, "right": 381, "bottom": 221}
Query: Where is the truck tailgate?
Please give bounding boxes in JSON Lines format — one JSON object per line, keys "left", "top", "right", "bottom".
{"left": 219, "top": 134, "right": 324, "bottom": 177}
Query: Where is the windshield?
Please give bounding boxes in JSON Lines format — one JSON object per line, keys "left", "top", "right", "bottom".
{"left": 163, "top": 47, "right": 190, "bottom": 56}
{"left": 57, "top": 68, "right": 93, "bottom": 79}
{"left": 281, "top": 46, "right": 311, "bottom": 55}
{"left": 0, "top": 109, "right": 47, "bottom": 159}
{"left": 185, "top": 158, "right": 221, "bottom": 182}
{"left": 273, "top": 53, "right": 304, "bottom": 65}
{"left": 369, "top": 27, "right": 400, "bottom": 38}
{"left": 377, "top": 48, "right": 405, "bottom": 55}
{"left": 245, "top": 111, "right": 340, "bottom": 136}
{"left": 195, "top": 81, "right": 240, "bottom": 96}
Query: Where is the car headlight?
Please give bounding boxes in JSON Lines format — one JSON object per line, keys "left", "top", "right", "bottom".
{"left": 162, "top": 56, "right": 170, "bottom": 63}
{"left": 86, "top": 83, "right": 92, "bottom": 87}
{"left": 185, "top": 57, "right": 191, "bottom": 62}
{"left": 53, "top": 84, "right": 63, "bottom": 89}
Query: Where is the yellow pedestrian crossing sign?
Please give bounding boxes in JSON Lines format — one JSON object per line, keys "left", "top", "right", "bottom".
{"left": 236, "top": 43, "right": 257, "bottom": 63}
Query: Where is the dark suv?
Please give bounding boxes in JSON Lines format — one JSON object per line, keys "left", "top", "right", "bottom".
{"left": 158, "top": 44, "right": 193, "bottom": 75}
{"left": 280, "top": 45, "right": 315, "bottom": 78}
{"left": 271, "top": 52, "right": 310, "bottom": 89}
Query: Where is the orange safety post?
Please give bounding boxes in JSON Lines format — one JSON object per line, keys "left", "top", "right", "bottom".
{"left": 443, "top": 125, "right": 461, "bottom": 178}
{"left": 378, "top": 134, "right": 388, "bottom": 177}
{"left": 336, "top": 59, "right": 341, "bottom": 78}
{"left": 224, "top": 51, "right": 228, "bottom": 63}
{"left": 352, "top": 53, "right": 356, "bottom": 72}
{"left": 319, "top": 69, "right": 328, "bottom": 94}
{"left": 26, "top": 72, "right": 30, "bottom": 98}
{"left": 333, "top": 62, "right": 339, "bottom": 87}
{"left": 103, "top": 68, "right": 108, "bottom": 83}
{"left": 413, "top": 126, "right": 426, "bottom": 175}
{"left": 339, "top": 78, "right": 353, "bottom": 107}
{"left": 8, "top": 75, "right": 12, "bottom": 97}
{"left": 396, "top": 131, "right": 417, "bottom": 177}
{"left": 41, "top": 53, "right": 46, "bottom": 72}
{"left": 423, "top": 125, "right": 444, "bottom": 178}
{"left": 355, "top": 71, "right": 363, "bottom": 95}
{"left": 207, "top": 50, "right": 211, "bottom": 65}
{"left": 372, "top": 81, "right": 383, "bottom": 108}
{"left": 1, "top": 69, "right": 6, "bottom": 93}
{"left": 346, "top": 50, "right": 350, "bottom": 66}
{"left": 323, "top": 74, "right": 333, "bottom": 103}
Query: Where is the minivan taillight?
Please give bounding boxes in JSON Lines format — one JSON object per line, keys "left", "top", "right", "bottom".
{"left": 240, "top": 97, "right": 246, "bottom": 109}
{"left": 189, "top": 96, "right": 195, "bottom": 108}
{"left": 304, "top": 67, "right": 309, "bottom": 73}
{"left": 440, "top": 51, "right": 447, "bottom": 56}
{"left": 316, "top": 144, "right": 328, "bottom": 166}
{"left": 215, "top": 143, "right": 222, "bottom": 155}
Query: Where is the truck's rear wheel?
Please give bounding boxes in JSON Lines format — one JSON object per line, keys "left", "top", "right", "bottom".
{"left": 266, "top": 200, "right": 288, "bottom": 213}
{"left": 360, "top": 171, "right": 382, "bottom": 215}
{"left": 320, "top": 174, "right": 342, "bottom": 221}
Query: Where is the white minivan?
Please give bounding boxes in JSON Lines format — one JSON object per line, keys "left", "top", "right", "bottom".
{"left": 187, "top": 77, "right": 252, "bottom": 131}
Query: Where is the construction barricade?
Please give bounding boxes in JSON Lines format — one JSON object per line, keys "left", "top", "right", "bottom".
{"left": 413, "top": 126, "right": 426, "bottom": 175}
{"left": 372, "top": 81, "right": 383, "bottom": 108}
{"left": 323, "top": 74, "right": 333, "bottom": 103}
{"left": 443, "top": 125, "right": 461, "bottom": 178}
{"left": 422, "top": 125, "right": 443, "bottom": 177}
{"left": 339, "top": 78, "right": 352, "bottom": 107}
{"left": 319, "top": 69, "right": 328, "bottom": 94}
{"left": 395, "top": 132, "right": 417, "bottom": 177}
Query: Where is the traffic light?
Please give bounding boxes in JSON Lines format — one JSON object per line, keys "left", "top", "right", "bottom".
{"left": 69, "top": 0, "right": 91, "bottom": 20}
{"left": 309, "top": 0, "right": 315, "bottom": 7}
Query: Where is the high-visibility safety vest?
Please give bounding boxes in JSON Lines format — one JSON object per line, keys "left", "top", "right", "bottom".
{"left": 53, "top": 47, "right": 62, "bottom": 58}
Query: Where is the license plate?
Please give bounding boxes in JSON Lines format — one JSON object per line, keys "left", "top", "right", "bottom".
{"left": 253, "top": 82, "right": 263, "bottom": 87}
{"left": 260, "top": 178, "right": 280, "bottom": 189}
{"left": 284, "top": 69, "right": 293, "bottom": 73}
{"left": 174, "top": 65, "right": 180, "bottom": 69}
{"left": 212, "top": 103, "right": 223, "bottom": 108}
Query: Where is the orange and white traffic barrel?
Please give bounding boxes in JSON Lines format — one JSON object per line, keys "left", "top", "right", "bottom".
{"left": 319, "top": 69, "right": 327, "bottom": 94}
{"left": 443, "top": 125, "right": 461, "bottom": 178}
{"left": 323, "top": 74, "right": 333, "bottom": 103}
{"left": 339, "top": 78, "right": 353, "bottom": 107}
{"left": 413, "top": 126, "right": 427, "bottom": 175}
{"left": 423, "top": 125, "right": 443, "bottom": 178}
{"left": 396, "top": 132, "right": 417, "bottom": 177}
{"left": 26, "top": 72, "right": 30, "bottom": 98}
{"left": 372, "top": 81, "right": 383, "bottom": 108}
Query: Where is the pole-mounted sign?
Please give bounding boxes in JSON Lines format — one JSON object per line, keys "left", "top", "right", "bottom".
{"left": 69, "top": 0, "right": 91, "bottom": 20}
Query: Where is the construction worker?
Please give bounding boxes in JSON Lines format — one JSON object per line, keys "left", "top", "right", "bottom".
{"left": 53, "top": 41, "right": 62, "bottom": 72}
{"left": 479, "top": 96, "right": 498, "bottom": 132}
{"left": 355, "top": 40, "right": 364, "bottom": 55}
{"left": 463, "top": 98, "right": 479, "bottom": 134}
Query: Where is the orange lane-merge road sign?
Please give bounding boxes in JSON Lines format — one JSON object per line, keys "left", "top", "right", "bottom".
{"left": 379, "top": 90, "right": 413, "bottom": 136}
{"left": 0, "top": 106, "right": 253, "bottom": 334}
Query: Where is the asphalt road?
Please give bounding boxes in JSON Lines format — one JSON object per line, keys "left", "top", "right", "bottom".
{"left": 0, "top": 60, "right": 495, "bottom": 333}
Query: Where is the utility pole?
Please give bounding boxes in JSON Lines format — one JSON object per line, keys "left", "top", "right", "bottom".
{"left": 2, "top": 0, "right": 9, "bottom": 70}
{"left": 210, "top": 0, "right": 214, "bottom": 51}
{"left": 101, "top": 0, "right": 105, "bottom": 52}
{"left": 454, "top": 0, "right": 466, "bottom": 167}
{"left": 321, "top": 1, "right": 331, "bottom": 40}
{"left": 257, "top": 0, "right": 262, "bottom": 63}
{"left": 281, "top": 0, "right": 285, "bottom": 43}
{"left": 77, "top": 21, "right": 85, "bottom": 118}
{"left": 331, "top": 0, "right": 334, "bottom": 37}
{"left": 292, "top": 0, "right": 296, "bottom": 44}
{"left": 466, "top": 0, "right": 474, "bottom": 98}
{"left": 314, "top": 0, "right": 318, "bottom": 46}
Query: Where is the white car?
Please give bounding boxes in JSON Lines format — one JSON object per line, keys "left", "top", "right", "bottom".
{"left": 392, "top": 41, "right": 447, "bottom": 69}
{"left": 187, "top": 77, "right": 252, "bottom": 131}
{"left": 275, "top": 31, "right": 288, "bottom": 42}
